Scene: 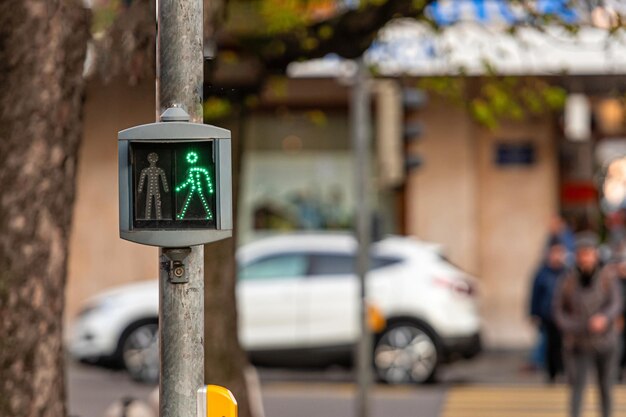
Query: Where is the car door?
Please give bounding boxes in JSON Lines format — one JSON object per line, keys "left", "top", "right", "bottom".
{"left": 237, "top": 252, "right": 308, "bottom": 350}
{"left": 302, "top": 252, "right": 359, "bottom": 348}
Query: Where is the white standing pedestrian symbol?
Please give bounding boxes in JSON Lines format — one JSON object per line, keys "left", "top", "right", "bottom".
{"left": 138, "top": 152, "right": 169, "bottom": 219}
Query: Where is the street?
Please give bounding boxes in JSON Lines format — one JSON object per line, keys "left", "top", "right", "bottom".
{"left": 68, "top": 351, "right": 554, "bottom": 417}
{"left": 68, "top": 355, "right": 626, "bottom": 417}
{"left": 67, "top": 361, "right": 445, "bottom": 417}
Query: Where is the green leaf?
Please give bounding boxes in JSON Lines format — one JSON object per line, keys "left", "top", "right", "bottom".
{"left": 305, "top": 110, "right": 328, "bottom": 126}
{"left": 542, "top": 86, "right": 567, "bottom": 110}
{"left": 268, "top": 77, "right": 289, "bottom": 98}
{"left": 317, "top": 25, "right": 334, "bottom": 40}
{"left": 471, "top": 99, "right": 498, "bottom": 129}
{"left": 300, "top": 37, "right": 319, "bottom": 51}
{"left": 204, "top": 97, "right": 232, "bottom": 121}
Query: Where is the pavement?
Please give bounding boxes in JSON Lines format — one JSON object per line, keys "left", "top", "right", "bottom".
{"left": 68, "top": 361, "right": 155, "bottom": 417}
{"left": 67, "top": 350, "right": 595, "bottom": 417}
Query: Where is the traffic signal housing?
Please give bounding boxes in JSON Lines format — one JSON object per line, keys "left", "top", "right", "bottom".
{"left": 118, "top": 107, "right": 233, "bottom": 247}
{"left": 374, "top": 81, "right": 427, "bottom": 188}
{"left": 402, "top": 87, "right": 427, "bottom": 172}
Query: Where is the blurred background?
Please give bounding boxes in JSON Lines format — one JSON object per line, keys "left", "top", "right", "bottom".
{"left": 7, "top": 0, "right": 626, "bottom": 417}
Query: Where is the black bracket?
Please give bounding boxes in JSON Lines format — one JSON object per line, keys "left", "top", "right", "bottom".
{"left": 162, "top": 247, "right": 192, "bottom": 284}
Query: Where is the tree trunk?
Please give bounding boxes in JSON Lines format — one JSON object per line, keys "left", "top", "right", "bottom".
{"left": 0, "top": 1, "right": 90, "bottom": 417}
{"left": 204, "top": 105, "right": 255, "bottom": 417}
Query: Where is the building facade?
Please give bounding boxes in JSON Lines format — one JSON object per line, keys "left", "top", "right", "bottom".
{"left": 67, "top": 74, "right": 562, "bottom": 349}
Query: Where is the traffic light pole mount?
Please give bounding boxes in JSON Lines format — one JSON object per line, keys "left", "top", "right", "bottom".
{"left": 157, "top": 1, "right": 204, "bottom": 417}
{"left": 119, "top": 2, "right": 233, "bottom": 416}
{"left": 163, "top": 247, "right": 192, "bottom": 283}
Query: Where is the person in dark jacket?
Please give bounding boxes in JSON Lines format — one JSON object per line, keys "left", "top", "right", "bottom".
{"left": 614, "top": 252, "right": 626, "bottom": 382}
{"left": 525, "top": 216, "right": 576, "bottom": 373}
{"left": 548, "top": 214, "right": 576, "bottom": 264}
{"left": 530, "top": 238, "right": 567, "bottom": 382}
{"left": 553, "top": 233, "right": 623, "bottom": 417}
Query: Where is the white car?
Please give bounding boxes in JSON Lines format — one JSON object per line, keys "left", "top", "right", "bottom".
{"left": 69, "top": 234, "right": 481, "bottom": 384}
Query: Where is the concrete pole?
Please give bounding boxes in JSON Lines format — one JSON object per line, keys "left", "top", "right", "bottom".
{"left": 351, "top": 59, "right": 372, "bottom": 417}
{"left": 157, "top": 0, "right": 204, "bottom": 120}
{"left": 156, "top": 2, "right": 204, "bottom": 417}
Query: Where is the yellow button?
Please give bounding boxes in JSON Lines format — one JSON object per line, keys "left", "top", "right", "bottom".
{"left": 206, "top": 385, "right": 237, "bottom": 417}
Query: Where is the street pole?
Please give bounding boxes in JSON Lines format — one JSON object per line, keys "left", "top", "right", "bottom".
{"left": 352, "top": 59, "right": 372, "bottom": 417}
{"left": 157, "top": 2, "right": 204, "bottom": 417}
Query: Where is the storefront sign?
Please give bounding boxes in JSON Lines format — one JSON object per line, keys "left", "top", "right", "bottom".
{"left": 495, "top": 142, "right": 536, "bottom": 166}
{"left": 428, "top": 0, "right": 578, "bottom": 26}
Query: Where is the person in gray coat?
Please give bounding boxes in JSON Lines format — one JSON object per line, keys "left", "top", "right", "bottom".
{"left": 553, "top": 233, "right": 623, "bottom": 417}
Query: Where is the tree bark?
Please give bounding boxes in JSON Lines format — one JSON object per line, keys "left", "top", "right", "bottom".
{"left": 203, "top": 2, "right": 254, "bottom": 415}
{"left": 233, "top": 0, "right": 435, "bottom": 71}
{"left": 204, "top": 105, "right": 253, "bottom": 417}
{"left": 0, "top": 1, "right": 90, "bottom": 417}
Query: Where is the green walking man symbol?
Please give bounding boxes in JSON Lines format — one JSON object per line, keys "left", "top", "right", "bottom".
{"left": 175, "top": 151, "right": 214, "bottom": 220}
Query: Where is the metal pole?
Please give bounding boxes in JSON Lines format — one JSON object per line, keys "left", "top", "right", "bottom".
{"left": 157, "top": 1, "right": 204, "bottom": 417}
{"left": 351, "top": 59, "right": 372, "bottom": 417}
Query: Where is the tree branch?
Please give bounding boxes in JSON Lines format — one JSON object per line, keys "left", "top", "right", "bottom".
{"left": 226, "top": 0, "right": 436, "bottom": 71}
{"left": 93, "top": 0, "right": 435, "bottom": 83}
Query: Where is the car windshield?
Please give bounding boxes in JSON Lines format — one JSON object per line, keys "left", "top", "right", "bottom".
{"left": 238, "top": 253, "right": 308, "bottom": 280}
{"left": 307, "top": 253, "right": 403, "bottom": 276}
{"left": 238, "top": 250, "right": 403, "bottom": 280}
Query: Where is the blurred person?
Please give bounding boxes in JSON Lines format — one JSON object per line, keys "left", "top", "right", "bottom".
{"left": 323, "top": 186, "right": 350, "bottom": 229}
{"left": 524, "top": 215, "right": 575, "bottom": 372}
{"left": 523, "top": 330, "right": 546, "bottom": 372}
{"left": 614, "top": 252, "right": 626, "bottom": 382}
{"left": 554, "top": 233, "right": 623, "bottom": 417}
{"left": 291, "top": 189, "right": 323, "bottom": 229}
{"left": 548, "top": 214, "right": 575, "bottom": 264}
{"left": 530, "top": 238, "right": 567, "bottom": 382}
{"left": 605, "top": 209, "right": 626, "bottom": 248}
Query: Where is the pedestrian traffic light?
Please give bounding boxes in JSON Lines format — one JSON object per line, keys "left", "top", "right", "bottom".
{"left": 374, "top": 82, "right": 428, "bottom": 188}
{"left": 402, "top": 87, "right": 427, "bottom": 172}
{"left": 118, "top": 107, "right": 232, "bottom": 247}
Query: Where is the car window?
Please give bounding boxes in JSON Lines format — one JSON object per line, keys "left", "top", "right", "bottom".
{"left": 310, "top": 254, "right": 355, "bottom": 276}
{"left": 309, "top": 253, "right": 403, "bottom": 276}
{"left": 238, "top": 254, "right": 308, "bottom": 281}
{"left": 372, "top": 256, "right": 403, "bottom": 270}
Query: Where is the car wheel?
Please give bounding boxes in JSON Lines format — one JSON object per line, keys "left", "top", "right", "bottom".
{"left": 121, "top": 322, "right": 159, "bottom": 384}
{"left": 374, "top": 322, "right": 438, "bottom": 384}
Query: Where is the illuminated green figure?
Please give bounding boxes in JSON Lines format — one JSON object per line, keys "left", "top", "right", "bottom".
{"left": 175, "top": 151, "right": 214, "bottom": 220}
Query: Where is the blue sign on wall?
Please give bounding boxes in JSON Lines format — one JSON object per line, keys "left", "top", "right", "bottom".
{"left": 495, "top": 142, "right": 536, "bottom": 166}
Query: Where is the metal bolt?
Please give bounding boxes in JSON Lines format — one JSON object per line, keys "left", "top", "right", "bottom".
{"left": 173, "top": 266, "right": 185, "bottom": 278}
